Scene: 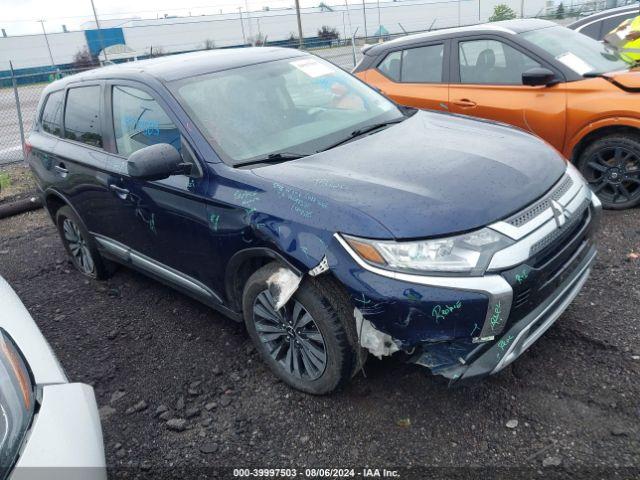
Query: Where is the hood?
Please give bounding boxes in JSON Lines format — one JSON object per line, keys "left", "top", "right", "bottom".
{"left": 255, "top": 111, "right": 566, "bottom": 239}
{"left": 603, "top": 69, "right": 640, "bottom": 90}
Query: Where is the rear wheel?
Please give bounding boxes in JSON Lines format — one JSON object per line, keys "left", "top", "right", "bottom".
{"left": 242, "top": 262, "right": 359, "bottom": 394}
{"left": 55, "top": 206, "right": 115, "bottom": 280}
{"left": 577, "top": 134, "right": 640, "bottom": 209}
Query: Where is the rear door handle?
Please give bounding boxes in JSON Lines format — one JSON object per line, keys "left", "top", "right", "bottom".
{"left": 109, "top": 184, "right": 130, "bottom": 200}
{"left": 452, "top": 99, "right": 477, "bottom": 108}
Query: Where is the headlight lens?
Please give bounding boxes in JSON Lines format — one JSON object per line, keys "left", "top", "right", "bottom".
{"left": 0, "top": 330, "right": 35, "bottom": 480}
{"left": 343, "top": 228, "right": 513, "bottom": 275}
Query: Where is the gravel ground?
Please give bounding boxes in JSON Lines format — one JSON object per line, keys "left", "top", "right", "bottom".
{"left": 0, "top": 206, "right": 638, "bottom": 479}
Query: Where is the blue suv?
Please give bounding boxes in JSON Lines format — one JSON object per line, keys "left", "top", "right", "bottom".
{"left": 27, "top": 48, "right": 601, "bottom": 394}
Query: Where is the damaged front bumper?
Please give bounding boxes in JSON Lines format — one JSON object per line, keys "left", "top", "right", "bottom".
{"left": 410, "top": 243, "right": 596, "bottom": 384}
{"left": 329, "top": 167, "right": 601, "bottom": 383}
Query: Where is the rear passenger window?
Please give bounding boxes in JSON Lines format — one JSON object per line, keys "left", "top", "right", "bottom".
{"left": 401, "top": 44, "right": 444, "bottom": 83}
{"left": 64, "top": 86, "right": 103, "bottom": 148}
{"left": 40, "top": 91, "right": 64, "bottom": 137}
{"left": 112, "top": 85, "right": 181, "bottom": 157}
{"left": 377, "top": 51, "right": 401, "bottom": 81}
{"left": 377, "top": 44, "right": 444, "bottom": 83}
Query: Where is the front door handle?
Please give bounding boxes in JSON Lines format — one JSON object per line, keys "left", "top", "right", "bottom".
{"left": 109, "top": 184, "right": 130, "bottom": 200}
{"left": 452, "top": 98, "right": 477, "bottom": 108}
{"left": 54, "top": 164, "right": 68, "bottom": 176}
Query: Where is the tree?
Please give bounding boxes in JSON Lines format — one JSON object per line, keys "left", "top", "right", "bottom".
{"left": 72, "top": 47, "right": 96, "bottom": 69}
{"left": 317, "top": 25, "right": 340, "bottom": 41}
{"left": 249, "top": 33, "right": 266, "bottom": 46}
{"left": 488, "top": 4, "right": 517, "bottom": 21}
{"left": 555, "top": 3, "right": 565, "bottom": 19}
{"left": 149, "top": 46, "right": 165, "bottom": 57}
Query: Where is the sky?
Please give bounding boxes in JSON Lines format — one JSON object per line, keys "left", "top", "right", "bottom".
{"left": 2, "top": 0, "right": 332, "bottom": 35}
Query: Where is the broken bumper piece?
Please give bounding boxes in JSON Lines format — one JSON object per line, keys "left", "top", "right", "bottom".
{"left": 410, "top": 245, "right": 596, "bottom": 385}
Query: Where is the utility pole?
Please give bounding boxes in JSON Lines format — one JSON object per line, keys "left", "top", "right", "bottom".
{"left": 238, "top": 7, "right": 247, "bottom": 44}
{"left": 39, "top": 21, "right": 56, "bottom": 68}
{"left": 376, "top": 0, "right": 381, "bottom": 39}
{"left": 457, "top": 0, "right": 461, "bottom": 26}
{"left": 244, "top": 0, "right": 253, "bottom": 41}
{"left": 294, "top": 0, "right": 304, "bottom": 48}
{"left": 345, "top": 0, "right": 353, "bottom": 40}
{"left": 478, "top": 0, "right": 481, "bottom": 22}
{"left": 90, "top": 0, "right": 109, "bottom": 62}
{"left": 520, "top": 0, "right": 525, "bottom": 18}
{"left": 361, "top": 0, "right": 368, "bottom": 39}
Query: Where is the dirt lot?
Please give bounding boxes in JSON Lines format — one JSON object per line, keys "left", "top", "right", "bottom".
{"left": 0, "top": 195, "right": 639, "bottom": 478}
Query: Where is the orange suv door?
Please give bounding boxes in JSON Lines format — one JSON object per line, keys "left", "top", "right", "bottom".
{"left": 360, "top": 41, "right": 449, "bottom": 113}
{"left": 449, "top": 36, "right": 567, "bottom": 152}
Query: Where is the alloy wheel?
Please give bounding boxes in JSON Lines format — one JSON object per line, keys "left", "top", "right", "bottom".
{"left": 584, "top": 146, "right": 640, "bottom": 206}
{"left": 252, "top": 290, "right": 327, "bottom": 381}
{"left": 62, "top": 218, "right": 95, "bottom": 275}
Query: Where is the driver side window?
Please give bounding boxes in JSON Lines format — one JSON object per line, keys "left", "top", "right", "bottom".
{"left": 458, "top": 39, "right": 541, "bottom": 85}
{"left": 112, "top": 85, "right": 181, "bottom": 157}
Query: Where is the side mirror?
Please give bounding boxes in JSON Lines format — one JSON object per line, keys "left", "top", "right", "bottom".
{"left": 127, "top": 143, "right": 190, "bottom": 180}
{"left": 522, "top": 67, "right": 557, "bottom": 87}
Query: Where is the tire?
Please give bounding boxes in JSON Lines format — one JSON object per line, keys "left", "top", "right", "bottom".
{"left": 55, "top": 205, "right": 115, "bottom": 280}
{"left": 577, "top": 134, "right": 640, "bottom": 210}
{"left": 242, "top": 262, "right": 359, "bottom": 395}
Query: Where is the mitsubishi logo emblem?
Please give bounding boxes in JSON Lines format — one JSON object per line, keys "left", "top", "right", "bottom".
{"left": 550, "top": 200, "right": 569, "bottom": 228}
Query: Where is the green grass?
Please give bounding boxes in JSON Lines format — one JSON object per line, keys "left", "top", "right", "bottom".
{"left": 0, "top": 172, "right": 11, "bottom": 191}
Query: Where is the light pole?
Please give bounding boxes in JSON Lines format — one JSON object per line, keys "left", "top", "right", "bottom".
{"left": 294, "top": 0, "right": 304, "bottom": 48}
{"left": 238, "top": 7, "right": 247, "bottom": 44}
{"left": 244, "top": 0, "right": 253, "bottom": 41}
{"left": 376, "top": 0, "right": 381, "bottom": 39}
{"left": 362, "top": 0, "right": 368, "bottom": 39}
{"left": 39, "top": 21, "right": 56, "bottom": 68}
{"left": 89, "top": 0, "right": 109, "bottom": 62}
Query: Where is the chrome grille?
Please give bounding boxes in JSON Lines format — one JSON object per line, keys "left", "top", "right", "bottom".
{"left": 530, "top": 198, "right": 591, "bottom": 256}
{"left": 507, "top": 174, "right": 574, "bottom": 228}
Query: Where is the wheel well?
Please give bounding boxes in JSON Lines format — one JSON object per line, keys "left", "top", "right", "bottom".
{"left": 226, "top": 255, "right": 280, "bottom": 312}
{"left": 571, "top": 125, "right": 640, "bottom": 163}
{"left": 44, "top": 193, "right": 66, "bottom": 220}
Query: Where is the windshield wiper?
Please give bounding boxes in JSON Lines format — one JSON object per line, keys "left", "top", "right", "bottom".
{"left": 318, "top": 118, "right": 406, "bottom": 153}
{"left": 234, "top": 152, "right": 309, "bottom": 168}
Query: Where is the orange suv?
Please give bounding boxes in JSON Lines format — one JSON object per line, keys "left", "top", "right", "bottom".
{"left": 354, "top": 19, "right": 640, "bottom": 209}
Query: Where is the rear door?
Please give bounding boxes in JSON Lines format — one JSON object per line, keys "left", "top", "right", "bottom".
{"left": 363, "top": 41, "right": 450, "bottom": 112}
{"left": 53, "top": 83, "right": 131, "bottom": 242}
{"left": 449, "top": 36, "right": 567, "bottom": 152}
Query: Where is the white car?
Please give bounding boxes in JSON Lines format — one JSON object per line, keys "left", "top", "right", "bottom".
{"left": 0, "top": 276, "right": 106, "bottom": 480}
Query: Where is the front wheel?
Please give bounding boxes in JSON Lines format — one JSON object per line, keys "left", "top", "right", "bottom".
{"left": 242, "top": 263, "right": 359, "bottom": 394}
{"left": 577, "top": 134, "right": 640, "bottom": 210}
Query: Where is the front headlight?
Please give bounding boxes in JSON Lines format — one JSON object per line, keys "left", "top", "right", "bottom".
{"left": 0, "top": 330, "right": 35, "bottom": 480}
{"left": 342, "top": 228, "right": 513, "bottom": 275}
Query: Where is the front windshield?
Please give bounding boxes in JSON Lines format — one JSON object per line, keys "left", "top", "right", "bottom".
{"left": 171, "top": 56, "right": 402, "bottom": 165}
{"left": 520, "top": 25, "right": 628, "bottom": 75}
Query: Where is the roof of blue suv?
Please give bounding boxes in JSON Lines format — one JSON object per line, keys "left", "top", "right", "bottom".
{"left": 48, "top": 47, "right": 308, "bottom": 88}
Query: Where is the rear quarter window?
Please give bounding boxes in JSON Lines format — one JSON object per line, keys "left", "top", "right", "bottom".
{"left": 40, "top": 90, "right": 64, "bottom": 137}
{"left": 377, "top": 51, "right": 402, "bottom": 81}
{"left": 64, "top": 85, "right": 103, "bottom": 148}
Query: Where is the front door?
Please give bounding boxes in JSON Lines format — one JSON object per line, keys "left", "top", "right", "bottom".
{"left": 449, "top": 37, "right": 567, "bottom": 152}
{"left": 106, "top": 82, "right": 222, "bottom": 301}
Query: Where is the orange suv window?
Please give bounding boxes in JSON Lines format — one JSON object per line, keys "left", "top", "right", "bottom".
{"left": 377, "top": 44, "right": 444, "bottom": 83}
{"left": 458, "top": 39, "right": 540, "bottom": 85}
